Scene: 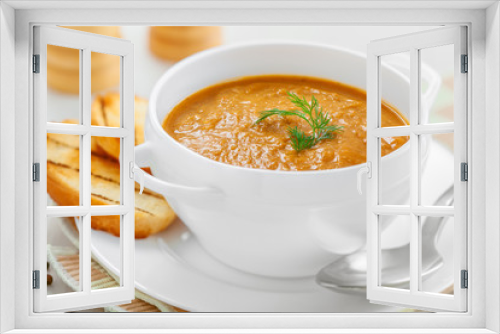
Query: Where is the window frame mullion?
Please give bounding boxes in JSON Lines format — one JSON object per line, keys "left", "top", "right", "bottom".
{"left": 409, "top": 46, "right": 420, "bottom": 295}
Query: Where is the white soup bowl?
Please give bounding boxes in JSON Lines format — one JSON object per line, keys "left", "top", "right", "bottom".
{"left": 135, "top": 41, "right": 440, "bottom": 278}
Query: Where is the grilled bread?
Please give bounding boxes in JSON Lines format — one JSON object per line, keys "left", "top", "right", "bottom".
{"left": 47, "top": 63, "right": 121, "bottom": 95}
{"left": 149, "top": 26, "right": 222, "bottom": 62}
{"left": 91, "top": 93, "right": 148, "bottom": 160}
{"left": 47, "top": 120, "right": 176, "bottom": 238}
{"left": 47, "top": 26, "right": 121, "bottom": 94}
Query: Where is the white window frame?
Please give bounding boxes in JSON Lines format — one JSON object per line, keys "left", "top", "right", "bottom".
{"left": 366, "top": 26, "right": 468, "bottom": 312}
{"left": 33, "top": 25, "right": 136, "bottom": 312}
{"left": 0, "top": 1, "right": 498, "bottom": 333}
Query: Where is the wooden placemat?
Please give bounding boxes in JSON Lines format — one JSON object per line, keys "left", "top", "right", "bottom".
{"left": 47, "top": 244, "right": 186, "bottom": 313}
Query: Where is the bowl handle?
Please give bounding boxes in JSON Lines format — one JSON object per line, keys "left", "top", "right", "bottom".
{"left": 133, "top": 142, "right": 221, "bottom": 198}
{"left": 356, "top": 162, "right": 372, "bottom": 195}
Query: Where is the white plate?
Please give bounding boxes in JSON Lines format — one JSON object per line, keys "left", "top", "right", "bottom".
{"left": 56, "top": 142, "right": 455, "bottom": 312}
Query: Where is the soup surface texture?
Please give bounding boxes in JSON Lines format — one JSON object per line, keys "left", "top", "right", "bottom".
{"left": 164, "top": 75, "right": 408, "bottom": 171}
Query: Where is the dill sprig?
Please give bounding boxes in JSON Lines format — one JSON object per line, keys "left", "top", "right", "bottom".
{"left": 254, "top": 91, "right": 343, "bottom": 152}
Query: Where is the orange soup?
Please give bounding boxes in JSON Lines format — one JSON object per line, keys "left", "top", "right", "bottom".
{"left": 164, "top": 75, "right": 408, "bottom": 171}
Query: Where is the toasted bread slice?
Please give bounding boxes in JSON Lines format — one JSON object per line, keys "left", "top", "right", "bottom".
{"left": 49, "top": 119, "right": 110, "bottom": 156}
{"left": 149, "top": 27, "right": 222, "bottom": 61}
{"left": 47, "top": 121, "right": 176, "bottom": 238}
{"left": 91, "top": 93, "right": 148, "bottom": 160}
{"left": 47, "top": 26, "right": 122, "bottom": 94}
{"left": 48, "top": 63, "right": 120, "bottom": 95}
{"left": 150, "top": 26, "right": 222, "bottom": 44}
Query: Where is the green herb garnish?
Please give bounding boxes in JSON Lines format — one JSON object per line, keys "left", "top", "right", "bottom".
{"left": 254, "top": 91, "right": 343, "bottom": 152}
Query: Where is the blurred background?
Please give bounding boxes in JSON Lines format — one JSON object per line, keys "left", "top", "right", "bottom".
{"left": 47, "top": 26, "right": 453, "bottom": 121}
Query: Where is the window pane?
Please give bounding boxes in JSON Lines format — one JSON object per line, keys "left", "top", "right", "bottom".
{"left": 379, "top": 136, "right": 410, "bottom": 205}
{"left": 380, "top": 52, "right": 410, "bottom": 127}
{"left": 91, "top": 137, "right": 121, "bottom": 206}
{"left": 47, "top": 45, "right": 81, "bottom": 124}
{"left": 420, "top": 133, "right": 454, "bottom": 206}
{"left": 419, "top": 215, "right": 454, "bottom": 295}
{"left": 91, "top": 52, "right": 121, "bottom": 126}
{"left": 47, "top": 133, "right": 81, "bottom": 206}
{"left": 379, "top": 215, "right": 411, "bottom": 290}
{"left": 47, "top": 217, "right": 82, "bottom": 295}
{"left": 420, "top": 44, "right": 454, "bottom": 124}
{"left": 91, "top": 215, "right": 122, "bottom": 290}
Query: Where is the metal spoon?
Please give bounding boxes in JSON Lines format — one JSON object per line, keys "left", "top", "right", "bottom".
{"left": 316, "top": 186, "right": 454, "bottom": 294}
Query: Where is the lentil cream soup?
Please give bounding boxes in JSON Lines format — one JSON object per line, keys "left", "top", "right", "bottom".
{"left": 164, "top": 75, "right": 408, "bottom": 171}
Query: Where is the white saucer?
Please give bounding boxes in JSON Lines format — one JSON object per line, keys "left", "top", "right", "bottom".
{"left": 57, "top": 141, "right": 456, "bottom": 312}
